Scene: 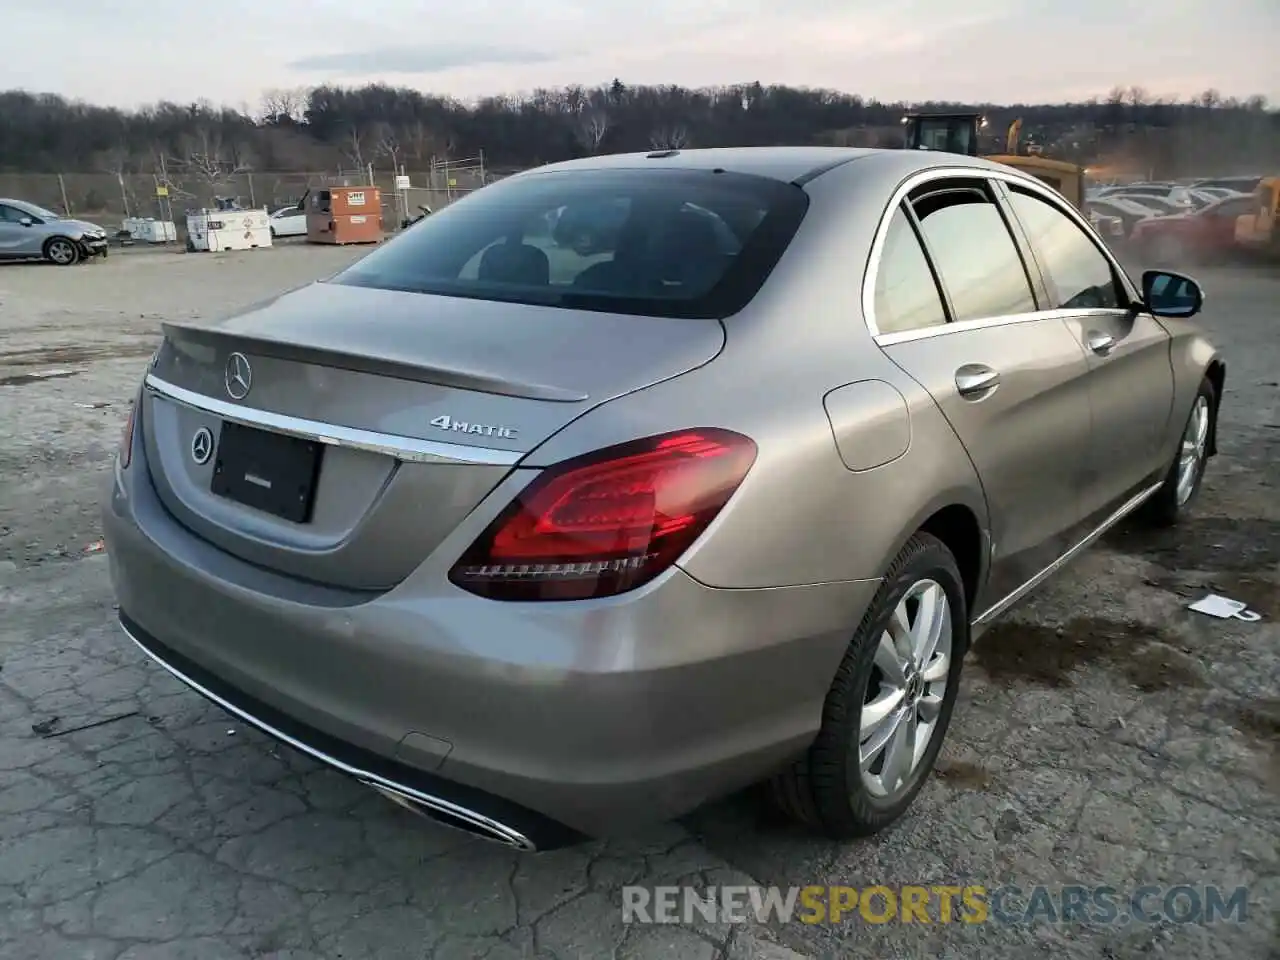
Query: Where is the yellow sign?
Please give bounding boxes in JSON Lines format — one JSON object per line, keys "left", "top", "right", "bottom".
{"left": 155, "top": 185, "right": 169, "bottom": 197}
{"left": 448, "top": 178, "right": 457, "bottom": 187}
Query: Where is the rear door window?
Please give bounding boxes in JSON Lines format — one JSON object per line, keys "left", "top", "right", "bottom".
{"left": 332, "top": 168, "right": 809, "bottom": 320}
{"left": 909, "top": 181, "right": 1038, "bottom": 322}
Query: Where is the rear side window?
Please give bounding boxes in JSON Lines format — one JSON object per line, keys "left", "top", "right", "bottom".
{"left": 1007, "top": 187, "right": 1122, "bottom": 310}
{"left": 873, "top": 207, "right": 948, "bottom": 334}
{"left": 331, "top": 168, "right": 809, "bottom": 320}
{"left": 910, "top": 183, "right": 1038, "bottom": 322}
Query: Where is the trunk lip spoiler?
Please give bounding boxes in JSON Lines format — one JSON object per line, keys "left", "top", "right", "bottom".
{"left": 160, "top": 320, "right": 588, "bottom": 403}
{"left": 144, "top": 373, "right": 523, "bottom": 467}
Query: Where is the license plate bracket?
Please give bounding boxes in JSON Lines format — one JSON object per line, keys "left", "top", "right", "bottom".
{"left": 210, "top": 421, "right": 323, "bottom": 523}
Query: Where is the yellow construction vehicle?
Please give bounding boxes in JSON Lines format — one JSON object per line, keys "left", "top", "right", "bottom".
{"left": 902, "top": 112, "right": 1084, "bottom": 208}
{"left": 1233, "top": 177, "right": 1280, "bottom": 257}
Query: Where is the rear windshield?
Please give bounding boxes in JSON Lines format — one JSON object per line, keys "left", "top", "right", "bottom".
{"left": 330, "top": 167, "right": 809, "bottom": 319}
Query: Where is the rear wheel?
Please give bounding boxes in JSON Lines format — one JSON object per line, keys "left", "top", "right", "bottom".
{"left": 1137, "top": 376, "right": 1215, "bottom": 527}
{"left": 44, "top": 237, "right": 81, "bottom": 266}
{"left": 772, "top": 533, "right": 967, "bottom": 838}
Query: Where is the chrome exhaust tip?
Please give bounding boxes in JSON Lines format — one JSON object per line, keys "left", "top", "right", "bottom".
{"left": 366, "top": 782, "right": 536, "bottom": 851}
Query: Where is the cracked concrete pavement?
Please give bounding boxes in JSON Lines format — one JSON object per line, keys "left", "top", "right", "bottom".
{"left": 1, "top": 246, "right": 1276, "bottom": 959}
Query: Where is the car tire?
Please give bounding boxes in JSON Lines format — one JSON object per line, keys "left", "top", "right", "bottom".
{"left": 43, "top": 237, "right": 81, "bottom": 266}
{"left": 1136, "top": 376, "right": 1216, "bottom": 528}
{"left": 771, "top": 532, "right": 967, "bottom": 838}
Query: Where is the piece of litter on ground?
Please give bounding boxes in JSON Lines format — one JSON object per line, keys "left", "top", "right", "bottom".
{"left": 83, "top": 540, "right": 105, "bottom": 554}
{"left": 1188, "top": 593, "right": 1262, "bottom": 622}
{"left": 226, "top": 728, "right": 236, "bottom": 736}
{"left": 74, "top": 402, "right": 110, "bottom": 409}
{"left": 31, "top": 717, "right": 61, "bottom": 736}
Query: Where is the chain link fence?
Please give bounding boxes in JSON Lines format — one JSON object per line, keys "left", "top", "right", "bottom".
{"left": 0, "top": 159, "right": 511, "bottom": 231}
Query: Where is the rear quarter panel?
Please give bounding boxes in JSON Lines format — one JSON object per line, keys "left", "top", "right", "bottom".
{"left": 522, "top": 160, "right": 991, "bottom": 591}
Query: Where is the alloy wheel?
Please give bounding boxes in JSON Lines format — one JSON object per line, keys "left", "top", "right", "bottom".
{"left": 47, "top": 239, "right": 77, "bottom": 265}
{"left": 858, "top": 579, "right": 953, "bottom": 799}
{"left": 1176, "top": 395, "right": 1210, "bottom": 505}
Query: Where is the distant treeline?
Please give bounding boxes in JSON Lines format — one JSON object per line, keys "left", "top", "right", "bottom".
{"left": 1, "top": 81, "right": 1276, "bottom": 179}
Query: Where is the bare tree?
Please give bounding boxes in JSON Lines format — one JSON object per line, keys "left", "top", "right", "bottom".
{"left": 404, "top": 120, "right": 442, "bottom": 164}
{"left": 341, "top": 124, "right": 365, "bottom": 171}
{"left": 149, "top": 146, "right": 194, "bottom": 203}
{"left": 92, "top": 145, "right": 137, "bottom": 216}
{"left": 171, "top": 126, "right": 251, "bottom": 195}
{"left": 575, "top": 109, "right": 610, "bottom": 153}
{"left": 648, "top": 125, "right": 690, "bottom": 150}
{"left": 370, "top": 121, "right": 404, "bottom": 171}
{"left": 259, "top": 88, "right": 307, "bottom": 125}
{"left": 93, "top": 145, "right": 131, "bottom": 178}
{"left": 1197, "top": 89, "right": 1222, "bottom": 110}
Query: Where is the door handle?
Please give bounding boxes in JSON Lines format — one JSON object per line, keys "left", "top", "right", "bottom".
{"left": 1086, "top": 332, "right": 1116, "bottom": 356}
{"left": 955, "top": 365, "right": 1000, "bottom": 398}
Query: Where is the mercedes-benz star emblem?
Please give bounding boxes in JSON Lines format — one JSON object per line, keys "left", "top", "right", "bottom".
{"left": 224, "top": 352, "right": 252, "bottom": 401}
{"left": 190, "top": 427, "right": 213, "bottom": 465}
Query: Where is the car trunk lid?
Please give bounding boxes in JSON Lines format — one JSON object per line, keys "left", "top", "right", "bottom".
{"left": 141, "top": 281, "right": 724, "bottom": 590}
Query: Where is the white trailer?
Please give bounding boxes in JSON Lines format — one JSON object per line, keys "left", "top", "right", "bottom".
{"left": 185, "top": 208, "right": 273, "bottom": 252}
{"left": 122, "top": 217, "right": 177, "bottom": 243}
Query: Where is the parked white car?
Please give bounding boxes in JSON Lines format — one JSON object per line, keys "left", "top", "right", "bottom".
{"left": 269, "top": 206, "right": 307, "bottom": 238}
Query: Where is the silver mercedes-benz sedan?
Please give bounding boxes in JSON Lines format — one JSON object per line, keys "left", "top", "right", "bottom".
{"left": 103, "top": 147, "right": 1224, "bottom": 851}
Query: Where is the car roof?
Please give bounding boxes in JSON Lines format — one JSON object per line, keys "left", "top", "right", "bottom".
{"left": 513, "top": 146, "right": 1019, "bottom": 187}
{"left": 0, "top": 197, "right": 50, "bottom": 212}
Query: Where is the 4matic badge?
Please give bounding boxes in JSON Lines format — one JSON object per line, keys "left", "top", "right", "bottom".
{"left": 429, "top": 415, "right": 518, "bottom": 440}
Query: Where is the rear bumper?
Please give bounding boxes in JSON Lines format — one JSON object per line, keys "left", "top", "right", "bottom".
{"left": 119, "top": 613, "right": 573, "bottom": 849}
{"left": 103, "top": 441, "right": 877, "bottom": 845}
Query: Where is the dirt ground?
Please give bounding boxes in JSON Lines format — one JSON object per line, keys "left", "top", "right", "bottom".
{"left": 0, "top": 245, "right": 1276, "bottom": 960}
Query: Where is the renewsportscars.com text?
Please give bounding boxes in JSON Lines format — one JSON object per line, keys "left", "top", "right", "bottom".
{"left": 621, "top": 884, "right": 1249, "bottom": 926}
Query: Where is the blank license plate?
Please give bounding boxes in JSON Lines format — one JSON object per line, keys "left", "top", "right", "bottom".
{"left": 210, "top": 421, "right": 323, "bottom": 523}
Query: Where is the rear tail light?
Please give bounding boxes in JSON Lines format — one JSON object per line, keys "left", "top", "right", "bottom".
{"left": 119, "top": 402, "right": 136, "bottom": 469}
{"left": 449, "top": 429, "right": 757, "bottom": 601}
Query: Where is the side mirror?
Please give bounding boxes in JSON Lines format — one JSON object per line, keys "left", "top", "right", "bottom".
{"left": 1142, "top": 269, "right": 1203, "bottom": 319}
{"left": 19, "top": 217, "right": 34, "bottom": 227}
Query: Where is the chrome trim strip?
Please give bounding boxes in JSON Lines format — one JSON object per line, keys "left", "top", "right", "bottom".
{"left": 873, "top": 307, "right": 1135, "bottom": 347}
{"left": 971, "top": 479, "right": 1164, "bottom": 627}
{"left": 144, "top": 373, "right": 522, "bottom": 467}
{"left": 119, "top": 621, "right": 536, "bottom": 851}
{"left": 862, "top": 165, "right": 1142, "bottom": 344}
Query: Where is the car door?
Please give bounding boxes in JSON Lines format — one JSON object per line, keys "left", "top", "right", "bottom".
{"left": 281, "top": 209, "right": 307, "bottom": 236}
{"left": 0, "top": 204, "right": 31, "bottom": 257}
{"left": 869, "top": 174, "right": 1094, "bottom": 607}
{"left": 1200, "top": 196, "right": 1257, "bottom": 249}
{"left": 1000, "top": 181, "right": 1173, "bottom": 524}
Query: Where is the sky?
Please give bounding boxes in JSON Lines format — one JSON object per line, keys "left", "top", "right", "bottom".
{"left": 3, "top": 0, "right": 1277, "bottom": 110}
